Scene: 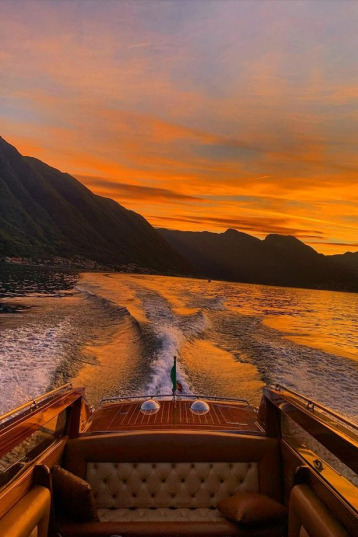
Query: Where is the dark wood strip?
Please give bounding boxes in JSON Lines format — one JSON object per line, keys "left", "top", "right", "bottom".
{"left": 0, "top": 391, "right": 82, "bottom": 458}
{"left": 0, "top": 438, "right": 66, "bottom": 519}
{"left": 87, "top": 400, "right": 262, "bottom": 434}
{"left": 264, "top": 388, "right": 358, "bottom": 475}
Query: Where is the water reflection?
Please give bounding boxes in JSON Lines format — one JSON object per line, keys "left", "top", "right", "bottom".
{"left": 0, "top": 263, "right": 78, "bottom": 312}
{"left": 1, "top": 269, "right": 357, "bottom": 422}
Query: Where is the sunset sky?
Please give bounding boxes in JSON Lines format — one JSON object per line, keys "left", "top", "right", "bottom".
{"left": 1, "top": 0, "right": 358, "bottom": 254}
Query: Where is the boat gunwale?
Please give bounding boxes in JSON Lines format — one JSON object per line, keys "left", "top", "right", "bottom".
{"left": 273, "top": 383, "right": 358, "bottom": 432}
{"left": 0, "top": 383, "right": 73, "bottom": 427}
{"left": 100, "top": 393, "right": 251, "bottom": 406}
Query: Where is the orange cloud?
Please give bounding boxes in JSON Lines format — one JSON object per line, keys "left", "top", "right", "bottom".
{"left": 77, "top": 175, "right": 203, "bottom": 203}
{"left": 1, "top": 1, "right": 358, "bottom": 255}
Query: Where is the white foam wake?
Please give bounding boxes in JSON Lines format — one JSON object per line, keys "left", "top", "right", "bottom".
{"left": 0, "top": 321, "right": 72, "bottom": 413}
{"left": 139, "top": 297, "right": 212, "bottom": 395}
{"left": 144, "top": 325, "right": 190, "bottom": 395}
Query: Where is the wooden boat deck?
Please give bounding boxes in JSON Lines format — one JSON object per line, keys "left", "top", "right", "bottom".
{"left": 85, "top": 399, "right": 264, "bottom": 434}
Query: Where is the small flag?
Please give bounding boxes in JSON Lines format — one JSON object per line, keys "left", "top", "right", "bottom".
{"left": 171, "top": 356, "right": 177, "bottom": 393}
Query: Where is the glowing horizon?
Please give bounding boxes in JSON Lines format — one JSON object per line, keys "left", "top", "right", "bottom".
{"left": 2, "top": 0, "right": 358, "bottom": 255}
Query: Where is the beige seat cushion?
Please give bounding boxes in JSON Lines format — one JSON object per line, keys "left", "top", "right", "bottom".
{"left": 98, "top": 507, "right": 225, "bottom": 522}
{"left": 64, "top": 432, "right": 282, "bottom": 502}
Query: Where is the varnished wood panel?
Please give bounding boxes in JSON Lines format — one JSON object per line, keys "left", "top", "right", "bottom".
{"left": 0, "top": 389, "right": 83, "bottom": 458}
{"left": 264, "top": 387, "right": 358, "bottom": 475}
{"left": 0, "top": 438, "right": 66, "bottom": 519}
{"left": 86, "top": 400, "right": 262, "bottom": 434}
{"left": 280, "top": 440, "right": 358, "bottom": 535}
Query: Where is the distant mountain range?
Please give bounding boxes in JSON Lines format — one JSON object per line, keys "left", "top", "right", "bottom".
{"left": 1, "top": 135, "right": 358, "bottom": 291}
{"left": 158, "top": 228, "right": 358, "bottom": 292}
{"left": 327, "top": 251, "right": 358, "bottom": 277}
{"left": 0, "top": 137, "right": 191, "bottom": 274}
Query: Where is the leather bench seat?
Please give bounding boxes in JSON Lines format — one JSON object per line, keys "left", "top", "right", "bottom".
{"left": 98, "top": 507, "right": 226, "bottom": 522}
{"left": 59, "top": 519, "right": 286, "bottom": 536}
{"left": 87, "top": 461, "right": 259, "bottom": 509}
{"left": 57, "top": 431, "right": 286, "bottom": 537}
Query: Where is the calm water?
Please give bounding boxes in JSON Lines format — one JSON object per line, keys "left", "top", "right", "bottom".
{"left": 0, "top": 269, "right": 357, "bottom": 422}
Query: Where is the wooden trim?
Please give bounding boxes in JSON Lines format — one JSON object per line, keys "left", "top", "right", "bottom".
{"left": 264, "top": 388, "right": 358, "bottom": 475}
{"left": 259, "top": 397, "right": 281, "bottom": 438}
{"left": 86, "top": 400, "right": 262, "bottom": 434}
{"left": 67, "top": 396, "right": 84, "bottom": 439}
{"left": 281, "top": 440, "right": 358, "bottom": 534}
{"left": 0, "top": 384, "right": 73, "bottom": 424}
{"left": 0, "top": 438, "right": 66, "bottom": 519}
{"left": 0, "top": 389, "right": 83, "bottom": 459}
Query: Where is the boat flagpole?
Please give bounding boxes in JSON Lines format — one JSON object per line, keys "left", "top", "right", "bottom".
{"left": 171, "top": 356, "right": 177, "bottom": 405}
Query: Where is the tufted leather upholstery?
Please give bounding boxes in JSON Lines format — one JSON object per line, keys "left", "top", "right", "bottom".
{"left": 87, "top": 461, "right": 258, "bottom": 509}
{"left": 58, "top": 432, "right": 285, "bottom": 536}
{"left": 64, "top": 431, "right": 281, "bottom": 501}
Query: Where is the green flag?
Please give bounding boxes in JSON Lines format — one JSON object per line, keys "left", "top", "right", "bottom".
{"left": 170, "top": 356, "right": 177, "bottom": 393}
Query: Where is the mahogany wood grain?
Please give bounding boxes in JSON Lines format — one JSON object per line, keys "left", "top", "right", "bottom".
{"left": 86, "top": 400, "right": 262, "bottom": 434}
{"left": 281, "top": 440, "right": 358, "bottom": 535}
{"left": 0, "top": 389, "right": 83, "bottom": 459}
{"left": 0, "top": 437, "right": 66, "bottom": 519}
{"left": 264, "top": 388, "right": 358, "bottom": 475}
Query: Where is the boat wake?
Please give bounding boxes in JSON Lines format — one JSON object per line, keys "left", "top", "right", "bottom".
{"left": 1, "top": 272, "right": 358, "bottom": 423}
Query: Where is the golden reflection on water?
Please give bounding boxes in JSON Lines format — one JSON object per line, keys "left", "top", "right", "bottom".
{"left": 2, "top": 272, "right": 357, "bottom": 416}
{"left": 80, "top": 272, "right": 149, "bottom": 323}
{"left": 264, "top": 315, "right": 358, "bottom": 362}
{"left": 72, "top": 314, "right": 145, "bottom": 406}
{"left": 121, "top": 274, "right": 358, "bottom": 364}
{"left": 181, "top": 339, "right": 264, "bottom": 406}
{"left": 75, "top": 273, "right": 358, "bottom": 416}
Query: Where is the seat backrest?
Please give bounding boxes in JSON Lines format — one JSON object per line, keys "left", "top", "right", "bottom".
{"left": 86, "top": 460, "right": 259, "bottom": 509}
{"left": 64, "top": 431, "right": 282, "bottom": 508}
{"left": 288, "top": 485, "right": 349, "bottom": 537}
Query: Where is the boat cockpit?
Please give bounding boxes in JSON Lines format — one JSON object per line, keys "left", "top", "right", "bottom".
{"left": 0, "top": 384, "right": 357, "bottom": 536}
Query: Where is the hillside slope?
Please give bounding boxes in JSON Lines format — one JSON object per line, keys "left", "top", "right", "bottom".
{"left": 327, "top": 251, "right": 358, "bottom": 276}
{"left": 0, "top": 137, "right": 191, "bottom": 273}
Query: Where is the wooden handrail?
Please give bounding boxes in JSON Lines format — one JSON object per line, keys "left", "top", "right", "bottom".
{"left": 272, "top": 384, "right": 358, "bottom": 432}
{"left": 0, "top": 383, "right": 73, "bottom": 425}
{"left": 263, "top": 387, "right": 358, "bottom": 475}
{"left": 0, "top": 388, "right": 84, "bottom": 459}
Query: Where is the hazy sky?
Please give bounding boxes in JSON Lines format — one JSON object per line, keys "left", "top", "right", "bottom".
{"left": 2, "top": 0, "right": 358, "bottom": 254}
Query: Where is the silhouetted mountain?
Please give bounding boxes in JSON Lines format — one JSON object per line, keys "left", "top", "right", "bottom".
{"left": 159, "top": 228, "right": 358, "bottom": 292}
{"left": 328, "top": 251, "right": 358, "bottom": 276}
{"left": 0, "top": 137, "right": 191, "bottom": 273}
{"left": 2, "top": 135, "right": 357, "bottom": 290}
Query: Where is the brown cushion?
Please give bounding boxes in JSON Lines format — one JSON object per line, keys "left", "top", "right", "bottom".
{"left": 52, "top": 465, "right": 98, "bottom": 522}
{"left": 218, "top": 492, "right": 287, "bottom": 526}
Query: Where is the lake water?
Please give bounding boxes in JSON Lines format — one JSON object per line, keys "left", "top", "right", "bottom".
{"left": 0, "top": 268, "right": 357, "bottom": 422}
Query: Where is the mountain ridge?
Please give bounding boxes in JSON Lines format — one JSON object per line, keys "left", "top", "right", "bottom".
{"left": 158, "top": 228, "right": 358, "bottom": 292}
{"left": 0, "top": 136, "right": 192, "bottom": 274}
{"left": 1, "top": 135, "right": 358, "bottom": 291}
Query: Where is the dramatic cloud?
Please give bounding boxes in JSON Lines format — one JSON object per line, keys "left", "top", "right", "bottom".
{"left": 1, "top": 0, "right": 358, "bottom": 253}
{"left": 76, "top": 175, "right": 202, "bottom": 203}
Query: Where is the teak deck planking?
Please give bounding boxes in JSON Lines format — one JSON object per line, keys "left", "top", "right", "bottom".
{"left": 86, "top": 400, "right": 262, "bottom": 433}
